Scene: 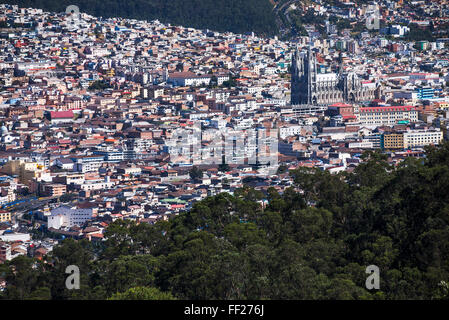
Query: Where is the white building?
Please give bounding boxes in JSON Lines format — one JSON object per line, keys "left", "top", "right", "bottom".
{"left": 54, "top": 158, "right": 75, "bottom": 170}
{"left": 169, "top": 72, "right": 211, "bottom": 86}
{"left": 73, "top": 156, "right": 104, "bottom": 173}
{"left": 0, "top": 232, "right": 31, "bottom": 242}
{"left": 358, "top": 106, "right": 418, "bottom": 127}
{"left": 48, "top": 205, "right": 93, "bottom": 229}
{"left": 280, "top": 125, "right": 303, "bottom": 139}
{"left": 210, "top": 119, "right": 227, "bottom": 129}
{"left": 74, "top": 177, "right": 115, "bottom": 192}
{"left": 348, "top": 141, "right": 374, "bottom": 149}
{"left": 403, "top": 129, "right": 443, "bottom": 148}
{"left": 215, "top": 74, "right": 230, "bottom": 85}
{"left": 389, "top": 25, "right": 410, "bottom": 37}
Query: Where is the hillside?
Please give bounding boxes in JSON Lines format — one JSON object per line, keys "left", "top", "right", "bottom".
{"left": 3, "top": 0, "right": 279, "bottom": 36}
{"left": 2, "top": 143, "right": 449, "bottom": 300}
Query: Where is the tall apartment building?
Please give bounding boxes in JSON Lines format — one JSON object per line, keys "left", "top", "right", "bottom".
{"left": 358, "top": 106, "right": 418, "bottom": 127}
{"left": 72, "top": 155, "right": 105, "bottom": 173}
{"left": 403, "top": 129, "right": 443, "bottom": 148}
{"left": 382, "top": 133, "right": 405, "bottom": 149}
{"left": 0, "top": 160, "right": 50, "bottom": 185}
{"left": 415, "top": 87, "right": 434, "bottom": 100}
{"left": 382, "top": 129, "right": 443, "bottom": 149}
{"left": 364, "top": 134, "right": 382, "bottom": 148}
{"left": 42, "top": 183, "right": 67, "bottom": 197}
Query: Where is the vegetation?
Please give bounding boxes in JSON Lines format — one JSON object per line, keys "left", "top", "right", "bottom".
{"left": 4, "top": 0, "right": 278, "bottom": 36}
{"left": 218, "top": 157, "right": 230, "bottom": 172}
{"left": 189, "top": 166, "right": 203, "bottom": 181}
{"left": 59, "top": 193, "right": 77, "bottom": 203}
{"left": 222, "top": 76, "right": 238, "bottom": 88}
{"left": 403, "top": 24, "right": 435, "bottom": 42}
{"left": 2, "top": 143, "right": 449, "bottom": 300}
{"left": 277, "top": 164, "right": 288, "bottom": 174}
{"left": 88, "top": 80, "right": 111, "bottom": 91}
{"left": 108, "top": 286, "right": 176, "bottom": 300}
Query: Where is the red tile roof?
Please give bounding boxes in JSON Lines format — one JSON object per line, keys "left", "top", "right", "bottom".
{"left": 329, "top": 103, "right": 352, "bottom": 107}
{"left": 50, "top": 110, "right": 74, "bottom": 119}
{"left": 359, "top": 106, "right": 416, "bottom": 112}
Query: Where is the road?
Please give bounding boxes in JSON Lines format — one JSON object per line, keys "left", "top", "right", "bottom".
{"left": 10, "top": 196, "right": 58, "bottom": 224}
{"left": 273, "top": 0, "right": 301, "bottom": 37}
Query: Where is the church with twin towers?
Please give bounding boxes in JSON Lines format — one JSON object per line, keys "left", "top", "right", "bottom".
{"left": 291, "top": 46, "right": 379, "bottom": 105}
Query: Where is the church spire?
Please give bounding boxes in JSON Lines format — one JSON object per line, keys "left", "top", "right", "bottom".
{"left": 338, "top": 51, "right": 344, "bottom": 75}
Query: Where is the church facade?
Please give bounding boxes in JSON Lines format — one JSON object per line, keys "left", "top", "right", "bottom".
{"left": 291, "top": 47, "right": 379, "bottom": 105}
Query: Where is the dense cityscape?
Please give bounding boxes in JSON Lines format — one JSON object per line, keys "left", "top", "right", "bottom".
{"left": 1, "top": 1, "right": 449, "bottom": 301}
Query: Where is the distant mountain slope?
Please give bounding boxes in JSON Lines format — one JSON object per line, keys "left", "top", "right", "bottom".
{"left": 3, "top": 0, "right": 279, "bottom": 36}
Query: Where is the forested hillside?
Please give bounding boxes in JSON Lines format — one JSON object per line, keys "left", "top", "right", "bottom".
{"left": 3, "top": 0, "right": 279, "bottom": 36}
{"left": 2, "top": 143, "right": 449, "bottom": 300}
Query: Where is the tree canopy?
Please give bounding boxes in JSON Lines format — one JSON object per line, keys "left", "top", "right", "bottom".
{"left": 5, "top": 0, "right": 278, "bottom": 36}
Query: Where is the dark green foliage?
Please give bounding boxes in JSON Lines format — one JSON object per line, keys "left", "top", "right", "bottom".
{"left": 0, "top": 256, "right": 50, "bottom": 300}
{"left": 189, "top": 166, "right": 203, "bottom": 181}
{"left": 3, "top": 142, "right": 449, "bottom": 299}
{"left": 403, "top": 23, "right": 435, "bottom": 42}
{"left": 218, "top": 163, "right": 230, "bottom": 172}
{"left": 276, "top": 164, "right": 288, "bottom": 174}
{"left": 222, "top": 77, "right": 237, "bottom": 88}
{"left": 108, "top": 286, "right": 176, "bottom": 300}
{"left": 4, "top": 0, "right": 278, "bottom": 36}
{"left": 88, "top": 80, "right": 111, "bottom": 91}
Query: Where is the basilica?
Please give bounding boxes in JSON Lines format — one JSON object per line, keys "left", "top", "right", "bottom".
{"left": 291, "top": 47, "right": 379, "bottom": 105}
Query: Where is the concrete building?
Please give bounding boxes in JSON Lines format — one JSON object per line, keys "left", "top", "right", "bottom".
{"left": 0, "top": 210, "right": 11, "bottom": 223}
{"left": 358, "top": 106, "right": 418, "bottom": 127}
{"left": 48, "top": 205, "right": 94, "bottom": 229}
{"left": 382, "top": 133, "right": 405, "bottom": 149}
{"left": 404, "top": 129, "right": 443, "bottom": 148}
{"left": 382, "top": 129, "right": 443, "bottom": 149}
{"left": 279, "top": 125, "right": 303, "bottom": 139}
{"left": 0, "top": 232, "right": 31, "bottom": 242}
{"left": 169, "top": 72, "right": 212, "bottom": 87}
{"left": 42, "top": 183, "right": 66, "bottom": 197}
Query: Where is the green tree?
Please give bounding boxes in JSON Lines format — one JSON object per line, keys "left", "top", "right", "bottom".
{"left": 189, "top": 166, "right": 203, "bottom": 180}
{"left": 108, "top": 286, "right": 176, "bottom": 300}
